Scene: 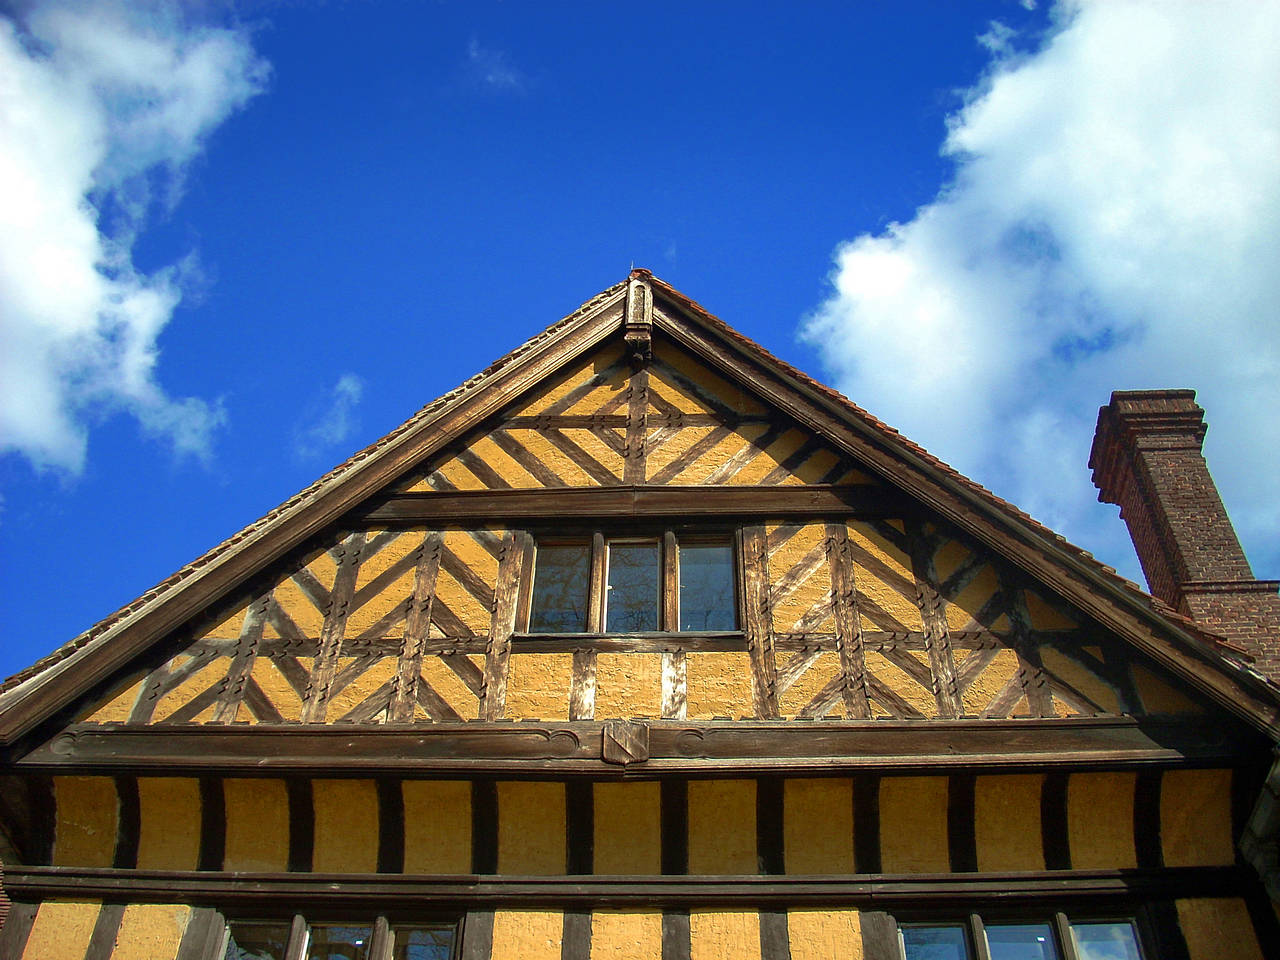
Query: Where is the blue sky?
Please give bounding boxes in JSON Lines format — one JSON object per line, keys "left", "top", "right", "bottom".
{"left": 2, "top": 0, "right": 1278, "bottom": 680}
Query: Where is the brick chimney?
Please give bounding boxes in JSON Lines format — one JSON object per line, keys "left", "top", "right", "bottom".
{"left": 1090, "top": 389, "right": 1280, "bottom": 680}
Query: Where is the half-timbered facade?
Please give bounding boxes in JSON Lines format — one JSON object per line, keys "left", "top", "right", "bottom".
{"left": 1, "top": 272, "right": 1278, "bottom": 960}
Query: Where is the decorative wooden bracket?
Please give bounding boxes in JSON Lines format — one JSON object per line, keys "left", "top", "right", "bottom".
{"left": 624, "top": 277, "right": 653, "bottom": 369}
{"left": 601, "top": 719, "right": 650, "bottom": 765}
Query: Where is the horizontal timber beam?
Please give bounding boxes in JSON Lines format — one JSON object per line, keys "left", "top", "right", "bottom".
{"left": 351, "top": 485, "right": 915, "bottom": 524}
{"left": 14, "top": 717, "right": 1260, "bottom": 776}
{"left": 5, "top": 865, "right": 1246, "bottom": 909}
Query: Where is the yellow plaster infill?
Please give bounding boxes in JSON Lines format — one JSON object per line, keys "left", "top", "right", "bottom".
{"left": 1024, "top": 590, "right": 1077, "bottom": 630}
{"left": 136, "top": 777, "right": 201, "bottom": 870}
{"left": 688, "top": 780, "right": 757, "bottom": 875}
{"left": 270, "top": 575, "right": 326, "bottom": 636}
{"left": 419, "top": 654, "right": 483, "bottom": 717}
{"left": 847, "top": 523, "right": 923, "bottom": 631}
{"left": 223, "top": 778, "right": 290, "bottom": 871}
{"left": 685, "top": 652, "right": 756, "bottom": 719}
{"left": 1132, "top": 664, "right": 1203, "bottom": 715}
{"left": 54, "top": 776, "right": 116, "bottom": 867}
{"left": 491, "top": 910, "right": 564, "bottom": 960}
{"left": 593, "top": 781, "right": 662, "bottom": 874}
{"left": 783, "top": 447, "right": 839, "bottom": 486}
{"left": 960, "top": 649, "right": 1021, "bottom": 716}
{"left": 1039, "top": 647, "right": 1121, "bottom": 715}
{"left": 645, "top": 424, "right": 714, "bottom": 481}
{"left": 313, "top": 779, "right": 379, "bottom": 873}
{"left": 779, "top": 652, "right": 842, "bottom": 719}
{"left": 974, "top": 774, "right": 1044, "bottom": 872}
{"left": 504, "top": 652, "right": 572, "bottom": 720}
{"left": 249, "top": 657, "right": 303, "bottom": 721}
{"left": 305, "top": 547, "right": 339, "bottom": 594}
{"left": 690, "top": 910, "right": 762, "bottom": 960}
{"left": 787, "top": 909, "right": 863, "bottom": 960}
{"left": 434, "top": 567, "right": 491, "bottom": 635}
{"left": 193, "top": 602, "right": 250, "bottom": 640}
{"left": 944, "top": 564, "right": 1000, "bottom": 632}
{"left": 1067, "top": 772, "right": 1137, "bottom": 869}
{"left": 1176, "top": 898, "right": 1263, "bottom": 960}
{"left": 150, "top": 656, "right": 227, "bottom": 723}
{"left": 1161, "top": 768, "right": 1234, "bottom": 867}
{"left": 562, "top": 427, "right": 624, "bottom": 477}
{"left": 879, "top": 777, "right": 950, "bottom": 874}
{"left": 325, "top": 657, "right": 398, "bottom": 721}
{"left": 498, "top": 781, "right": 567, "bottom": 875}
{"left": 507, "top": 428, "right": 600, "bottom": 486}
{"left": 354, "top": 530, "right": 417, "bottom": 591}
{"left": 111, "top": 904, "right": 191, "bottom": 960}
{"left": 666, "top": 424, "right": 773, "bottom": 485}
{"left": 82, "top": 671, "right": 145, "bottom": 722}
{"left": 768, "top": 524, "right": 833, "bottom": 634}
{"left": 509, "top": 343, "right": 625, "bottom": 417}
{"left": 932, "top": 540, "right": 972, "bottom": 583}
{"left": 430, "top": 455, "right": 490, "bottom": 491}
{"left": 594, "top": 653, "right": 663, "bottom": 718}
{"left": 864, "top": 652, "right": 938, "bottom": 718}
{"left": 784, "top": 778, "right": 854, "bottom": 874}
{"left": 728, "top": 428, "right": 810, "bottom": 485}
{"left": 403, "top": 780, "right": 471, "bottom": 873}
{"left": 445, "top": 528, "right": 500, "bottom": 579}
{"left": 590, "top": 911, "right": 664, "bottom": 960}
{"left": 470, "top": 432, "right": 551, "bottom": 488}
{"left": 21, "top": 901, "right": 101, "bottom": 960}
{"left": 654, "top": 342, "right": 768, "bottom": 416}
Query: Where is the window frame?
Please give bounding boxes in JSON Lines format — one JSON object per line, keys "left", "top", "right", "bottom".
{"left": 220, "top": 912, "right": 460, "bottom": 960}
{"left": 517, "top": 525, "right": 742, "bottom": 638}
{"left": 896, "top": 909, "right": 1149, "bottom": 960}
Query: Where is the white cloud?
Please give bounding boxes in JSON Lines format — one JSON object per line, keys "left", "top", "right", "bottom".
{"left": 0, "top": 1, "right": 267, "bottom": 472}
{"left": 465, "top": 38, "right": 527, "bottom": 94}
{"left": 293, "top": 374, "right": 365, "bottom": 461}
{"left": 805, "top": 0, "right": 1280, "bottom": 582}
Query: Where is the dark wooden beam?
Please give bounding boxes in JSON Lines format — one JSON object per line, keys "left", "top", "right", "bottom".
{"left": 4, "top": 864, "right": 1248, "bottom": 908}
{"left": 16, "top": 717, "right": 1262, "bottom": 776}
{"left": 350, "top": 485, "right": 915, "bottom": 524}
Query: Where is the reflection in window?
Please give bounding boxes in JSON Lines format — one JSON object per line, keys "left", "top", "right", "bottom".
{"left": 605, "top": 540, "right": 660, "bottom": 632}
{"left": 1071, "top": 922, "right": 1143, "bottom": 960}
{"left": 986, "top": 924, "right": 1060, "bottom": 960}
{"left": 901, "top": 924, "right": 969, "bottom": 960}
{"left": 528, "top": 543, "right": 590, "bottom": 632}
{"left": 225, "top": 923, "right": 291, "bottom": 960}
{"left": 679, "top": 541, "right": 736, "bottom": 630}
{"left": 392, "top": 926, "right": 456, "bottom": 960}
{"left": 307, "top": 924, "right": 373, "bottom": 960}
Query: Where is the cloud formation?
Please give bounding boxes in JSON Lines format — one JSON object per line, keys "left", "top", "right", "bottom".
{"left": 0, "top": 1, "right": 267, "bottom": 472}
{"left": 293, "top": 374, "right": 365, "bottom": 461}
{"left": 465, "top": 38, "right": 527, "bottom": 94}
{"left": 805, "top": 0, "right": 1280, "bottom": 581}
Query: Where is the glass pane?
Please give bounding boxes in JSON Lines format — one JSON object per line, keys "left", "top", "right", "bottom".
{"left": 605, "top": 541, "right": 660, "bottom": 632}
{"left": 1072, "top": 922, "right": 1142, "bottom": 960}
{"left": 987, "top": 923, "right": 1061, "bottom": 960}
{"left": 224, "top": 923, "right": 291, "bottom": 960}
{"left": 679, "top": 542, "right": 736, "bottom": 630}
{"left": 529, "top": 544, "right": 590, "bottom": 632}
{"left": 392, "top": 925, "right": 457, "bottom": 960}
{"left": 306, "top": 924, "right": 373, "bottom": 960}
{"left": 901, "top": 924, "right": 971, "bottom": 960}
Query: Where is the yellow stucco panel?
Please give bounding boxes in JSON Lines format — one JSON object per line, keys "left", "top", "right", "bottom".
{"left": 594, "top": 653, "right": 663, "bottom": 718}
{"left": 784, "top": 778, "right": 854, "bottom": 874}
{"left": 686, "top": 652, "right": 756, "bottom": 719}
{"left": 768, "top": 523, "right": 833, "bottom": 635}
{"left": 1039, "top": 646, "right": 1121, "bottom": 715}
{"left": 594, "top": 781, "right": 663, "bottom": 875}
{"left": 1161, "top": 768, "right": 1235, "bottom": 867}
{"left": 223, "top": 777, "right": 290, "bottom": 872}
{"left": 959, "top": 648, "right": 1021, "bottom": 716}
{"left": 403, "top": 780, "right": 472, "bottom": 873}
{"left": 879, "top": 776, "right": 950, "bottom": 873}
{"left": 249, "top": 656, "right": 304, "bottom": 721}
{"left": 53, "top": 776, "right": 116, "bottom": 867}
{"left": 690, "top": 911, "right": 762, "bottom": 960}
{"left": 509, "top": 343, "right": 626, "bottom": 417}
{"left": 1068, "top": 772, "right": 1137, "bottom": 869}
{"left": 944, "top": 564, "right": 1003, "bottom": 632}
{"left": 865, "top": 651, "right": 938, "bottom": 718}
{"left": 491, "top": 910, "right": 564, "bottom": 960}
{"left": 137, "top": 777, "right": 201, "bottom": 870}
{"left": 847, "top": 522, "right": 923, "bottom": 631}
{"left": 21, "top": 901, "right": 101, "bottom": 960}
{"left": 787, "top": 909, "right": 863, "bottom": 960}
{"left": 974, "top": 774, "right": 1044, "bottom": 872}
{"left": 270, "top": 573, "right": 326, "bottom": 637}
{"left": 419, "top": 654, "right": 484, "bottom": 719}
{"left": 80, "top": 670, "right": 145, "bottom": 722}
{"left": 688, "top": 779, "right": 757, "bottom": 874}
{"left": 590, "top": 911, "right": 664, "bottom": 960}
{"left": 150, "top": 655, "right": 229, "bottom": 723}
{"left": 313, "top": 779, "right": 379, "bottom": 873}
{"left": 650, "top": 343, "right": 767, "bottom": 417}
{"left": 778, "top": 651, "right": 843, "bottom": 718}
{"left": 1132, "top": 664, "right": 1204, "bottom": 715}
{"left": 1176, "top": 898, "right": 1263, "bottom": 960}
{"left": 498, "top": 780, "right": 567, "bottom": 875}
{"left": 1024, "top": 589, "right": 1077, "bottom": 630}
{"left": 505, "top": 652, "right": 572, "bottom": 720}
{"left": 111, "top": 904, "right": 192, "bottom": 960}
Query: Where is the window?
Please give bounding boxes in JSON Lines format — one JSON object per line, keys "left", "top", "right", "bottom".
{"left": 899, "top": 914, "right": 1143, "bottom": 960}
{"left": 525, "top": 530, "right": 737, "bottom": 634}
{"left": 223, "top": 918, "right": 455, "bottom": 960}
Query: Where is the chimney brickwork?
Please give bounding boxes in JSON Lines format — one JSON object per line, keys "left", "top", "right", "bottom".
{"left": 1090, "top": 389, "right": 1280, "bottom": 679}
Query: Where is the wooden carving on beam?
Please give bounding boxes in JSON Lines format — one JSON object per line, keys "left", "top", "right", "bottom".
{"left": 601, "top": 720, "right": 650, "bottom": 765}
{"left": 624, "top": 277, "right": 653, "bottom": 369}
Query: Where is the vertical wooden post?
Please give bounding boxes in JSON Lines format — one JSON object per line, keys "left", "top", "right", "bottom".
{"left": 570, "top": 532, "right": 606, "bottom": 721}
{"left": 481, "top": 531, "right": 526, "bottom": 721}
{"left": 741, "top": 525, "right": 779, "bottom": 719}
{"left": 390, "top": 532, "right": 442, "bottom": 722}
{"left": 827, "top": 522, "right": 871, "bottom": 720}
{"left": 661, "top": 530, "right": 687, "bottom": 719}
{"left": 302, "top": 532, "right": 366, "bottom": 723}
{"left": 213, "top": 590, "right": 271, "bottom": 724}
{"left": 1000, "top": 570, "right": 1055, "bottom": 717}
{"left": 906, "top": 521, "right": 962, "bottom": 718}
